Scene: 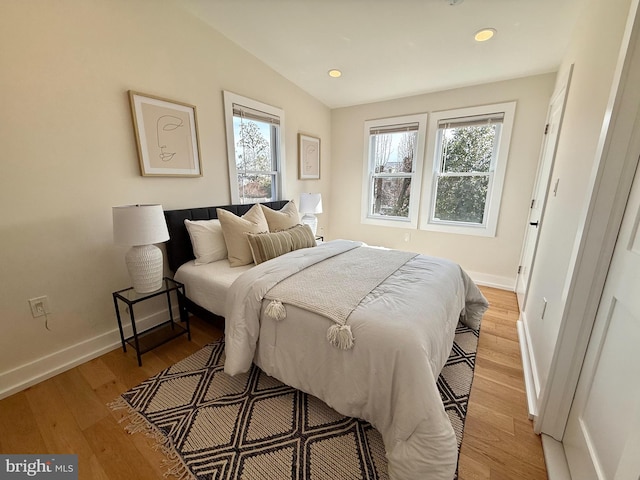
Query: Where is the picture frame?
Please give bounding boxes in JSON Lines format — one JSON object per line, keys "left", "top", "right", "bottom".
{"left": 298, "top": 133, "right": 321, "bottom": 180}
{"left": 128, "top": 91, "right": 202, "bottom": 177}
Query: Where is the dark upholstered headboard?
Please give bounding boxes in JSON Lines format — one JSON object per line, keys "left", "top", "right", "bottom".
{"left": 163, "top": 200, "right": 290, "bottom": 272}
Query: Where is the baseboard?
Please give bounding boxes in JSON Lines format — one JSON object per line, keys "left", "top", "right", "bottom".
{"left": 542, "top": 434, "right": 572, "bottom": 480}
{"left": 0, "top": 306, "right": 180, "bottom": 400}
{"left": 467, "top": 271, "right": 516, "bottom": 291}
{"left": 517, "top": 315, "right": 538, "bottom": 419}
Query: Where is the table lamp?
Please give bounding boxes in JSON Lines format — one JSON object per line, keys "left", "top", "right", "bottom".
{"left": 299, "top": 193, "right": 323, "bottom": 236}
{"left": 113, "top": 204, "right": 170, "bottom": 293}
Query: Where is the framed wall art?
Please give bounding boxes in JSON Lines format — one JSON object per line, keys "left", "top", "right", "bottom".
{"left": 298, "top": 133, "right": 320, "bottom": 180}
{"left": 128, "top": 91, "right": 202, "bottom": 177}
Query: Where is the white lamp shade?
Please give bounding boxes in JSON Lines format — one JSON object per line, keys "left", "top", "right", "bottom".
{"left": 113, "top": 204, "right": 169, "bottom": 246}
{"left": 299, "top": 193, "right": 323, "bottom": 214}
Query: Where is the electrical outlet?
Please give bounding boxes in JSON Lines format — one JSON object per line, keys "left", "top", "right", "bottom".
{"left": 404, "top": 232, "right": 411, "bottom": 242}
{"left": 29, "top": 296, "right": 51, "bottom": 318}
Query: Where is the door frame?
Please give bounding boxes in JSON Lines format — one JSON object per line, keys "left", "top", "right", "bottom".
{"left": 535, "top": 0, "right": 640, "bottom": 439}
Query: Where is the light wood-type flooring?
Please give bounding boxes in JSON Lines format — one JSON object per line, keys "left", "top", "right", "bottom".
{"left": 0, "top": 286, "right": 546, "bottom": 479}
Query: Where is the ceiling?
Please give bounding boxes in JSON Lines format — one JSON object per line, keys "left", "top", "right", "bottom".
{"left": 180, "top": 0, "right": 584, "bottom": 108}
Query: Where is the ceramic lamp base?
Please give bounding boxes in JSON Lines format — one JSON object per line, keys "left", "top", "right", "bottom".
{"left": 301, "top": 213, "right": 318, "bottom": 236}
{"left": 125, "top": 244, "right": 164, "bottom": 293}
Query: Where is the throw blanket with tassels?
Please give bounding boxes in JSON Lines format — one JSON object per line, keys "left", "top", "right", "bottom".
{"left": 264, "top": 246, "right": 418, "bottom": 349}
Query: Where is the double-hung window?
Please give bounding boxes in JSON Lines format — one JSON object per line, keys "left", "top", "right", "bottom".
{"left": 223, "top": 91, "right": 285, "bottom": 204}
{"left": 361, "top": 114, "right": 427, "bottom": 228}
{"left": 421, "top": 102, "right": 515, "bottom": 236}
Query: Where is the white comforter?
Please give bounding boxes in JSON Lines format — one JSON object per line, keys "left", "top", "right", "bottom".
{"left": 224, "top": 240, "right": 488, "bottom": 480}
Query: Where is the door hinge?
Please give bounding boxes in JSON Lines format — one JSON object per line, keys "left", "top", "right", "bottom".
{"left": 518, "top": 265, "right": 522, "bottom": 274}
{"left": 544, "top": 123, "right": 550, "bottom": 134}
{"left": 531, "top": 199, "right": 535, "bottom": 209}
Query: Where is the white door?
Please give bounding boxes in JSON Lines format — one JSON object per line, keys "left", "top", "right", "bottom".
{"left": 563, "top": 159, "right": 640, "bottom": 479}
{"left": 515, "top": 69, "right": 572, "bottom": 310}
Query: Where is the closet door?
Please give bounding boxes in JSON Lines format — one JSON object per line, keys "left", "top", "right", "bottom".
{"left": 562, "top": 160, "right": 640, "bottom": 479}
{"left": 515, "top": 68, "right": 571, "bottom": 311}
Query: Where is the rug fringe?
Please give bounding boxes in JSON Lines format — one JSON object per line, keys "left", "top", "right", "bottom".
{"left": 107, "top": 396, "right": 129, "bottom": 411}
{"left": 161, "top": 451, "right": 193, "bottom": 480}
{"left": 109, "top": 396, "right": 196, "bottom": 480}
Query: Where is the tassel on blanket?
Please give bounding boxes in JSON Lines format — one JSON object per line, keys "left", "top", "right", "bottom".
{"left": 265, "top": 300, "right": 286, "bottom": 321}
{"left": 327, "top": 324, "right": 354, "bottom": 350}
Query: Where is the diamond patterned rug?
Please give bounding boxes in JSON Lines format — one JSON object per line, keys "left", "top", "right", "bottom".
{"left": 111, "top": 322, "right": 479, "bottom": 480}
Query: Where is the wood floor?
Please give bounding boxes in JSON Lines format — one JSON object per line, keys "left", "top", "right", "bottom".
{"left": 0, "top": 286, "right": 546, "bottom": 479}
{"left": 458, "top": 287, "right": 547, "bottom": 480}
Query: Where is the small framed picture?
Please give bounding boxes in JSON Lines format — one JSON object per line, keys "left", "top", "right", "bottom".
{"left": 128, "top": 91, "right": 202, "bottom": 177}
{"left": 298, "top": 133, "right": 320, "bottom": 180}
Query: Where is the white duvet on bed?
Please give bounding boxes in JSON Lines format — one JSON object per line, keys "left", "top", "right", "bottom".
{"left": 224, "top": 240, "right": 488, "bottom": 480}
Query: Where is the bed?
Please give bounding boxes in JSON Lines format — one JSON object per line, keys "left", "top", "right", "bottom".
{"left": 164, "top": 201, "right": 489, "bottom": 480}
{"left": 164, "top": 201, "right": 291, "bottom": 325}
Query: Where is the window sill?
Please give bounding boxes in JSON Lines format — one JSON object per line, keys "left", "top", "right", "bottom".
{"left": 361, "top": 216, "right": 416, "bottom": 229}
{"left": 419, "top": 222, "right": 497, "bottom": 237}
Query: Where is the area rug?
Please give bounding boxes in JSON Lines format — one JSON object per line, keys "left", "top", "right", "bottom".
{"left": 110, "top": 322, "right": 479, "bottom": 480}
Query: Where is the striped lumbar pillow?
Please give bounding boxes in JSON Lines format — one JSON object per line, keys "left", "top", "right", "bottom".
{"left": 247, "top": 224, "right": 316, "bottom": 265}
{"left": 286, "top": 223, "right": 316, "bottom": 250}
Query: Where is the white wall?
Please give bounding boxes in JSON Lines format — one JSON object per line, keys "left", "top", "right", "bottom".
{"left": 0, "top": 0, "right": 331, "bottom": 396}
{"left": 521, "top": 0, "right": 633, "bottom": 406}
{"left": 329, "top": 74, "right": 556, "bottom": 288}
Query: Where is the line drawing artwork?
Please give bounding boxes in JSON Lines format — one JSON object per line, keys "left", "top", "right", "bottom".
{"left": 141, "top": 105, "right": 194, "bottom": 171}
{"left": 157, "top": 115, "right": 184, "bottom": 163}
{"left": 128, "top": 91, "right": 202, "bottom": 177}
{"left": 303, "top": 142, "right": 317, "bottom": 175}
{"left": 298, "top": 134, "right": 320, "bottom": 179}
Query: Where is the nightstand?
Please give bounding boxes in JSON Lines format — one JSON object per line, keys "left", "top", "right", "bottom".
{"left": 112, "top": 277, "right": 190, "bottom": 366}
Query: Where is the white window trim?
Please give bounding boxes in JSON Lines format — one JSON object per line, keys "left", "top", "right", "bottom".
{"left": 419, "top": 102, "right": 516, "bottom": 237}
{"left": 361, "top": 113, "right": 428, "bottom": 229}
{"left": 223, "top": 91, "right": 286, "bottom": 204}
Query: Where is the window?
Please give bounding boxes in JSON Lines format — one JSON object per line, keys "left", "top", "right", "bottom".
{"left": 421, "top": 102, "right": 515, "bottom": 236}
{"left": 361, "top": 114, "right": 427, "bottom": 228}
{"left": 223, "top": 91, "right": 285, "bottom": 204}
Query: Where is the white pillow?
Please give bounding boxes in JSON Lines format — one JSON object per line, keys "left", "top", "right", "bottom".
{"left": 184, "top": 219, "right": 228, "bottom": 265}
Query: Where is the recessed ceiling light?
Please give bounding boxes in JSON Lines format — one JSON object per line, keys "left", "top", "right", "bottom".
{"left": 328, "top": 69, "right": 342, "bottom": 78}
{"left": 474, "top": 28, "right": 496, "bottom": 42}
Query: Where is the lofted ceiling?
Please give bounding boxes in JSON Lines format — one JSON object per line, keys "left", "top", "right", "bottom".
{"left": 180, "top": 0, "right": 584, "bottom": 108}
